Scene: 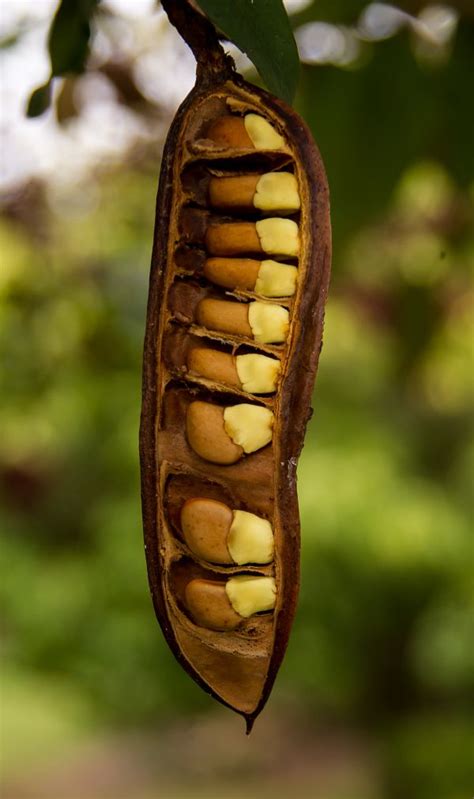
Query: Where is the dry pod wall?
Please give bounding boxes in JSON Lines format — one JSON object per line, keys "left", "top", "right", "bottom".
{"left": 140, "top": 0, "right": 331, "bottom": 731}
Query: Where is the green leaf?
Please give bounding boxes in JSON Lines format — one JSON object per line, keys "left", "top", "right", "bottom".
{"left": 26, "top": 81, "right": 52, "bottom": 118}
{"left": 24, "top": 0, "right": 99, "bottom": 119}
{"left": 198, "top": 0, "right": 300, "bottom": 105}
{"left": 49, "top": 0, "right": 99, "bottom": 77}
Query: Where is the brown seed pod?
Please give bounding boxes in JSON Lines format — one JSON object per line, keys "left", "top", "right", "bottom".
{"left": 140, "top": 0, "right": 331, "bottom": 732}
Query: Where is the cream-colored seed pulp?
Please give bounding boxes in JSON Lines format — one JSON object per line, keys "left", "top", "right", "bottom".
{"left": 223, "top": 404, "right": 273, "bottom": 453}
{"left": 235, "top": 353, "right": 280, "bottom": 393}
{"left": 244, "top": 114, "right": 285, "bottom": 150}
{"left": 225, "top": 575, "right": 277, "bottom": 618}
{"left": 248, "top": 301, "right": 289, "bottom": 344}
{"left": 255, "top": 260, "right": 298, "bottom": 297}
{"left": 254, "top": 173, "right": 300, "bottom": 214}
{"left": 256, "top": 218, "right": 299, "bottom": 256}
{"left": 227, "top": 511, "right": 274, "bottom": 565}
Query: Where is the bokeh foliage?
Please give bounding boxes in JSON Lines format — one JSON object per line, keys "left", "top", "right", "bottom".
{"left": 1, "top": 5, "right": 473, "bottom": 798}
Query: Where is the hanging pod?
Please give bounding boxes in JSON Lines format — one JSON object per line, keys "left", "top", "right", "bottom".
{"left": 140, "top": 0, "right": 331, "bottom": 732}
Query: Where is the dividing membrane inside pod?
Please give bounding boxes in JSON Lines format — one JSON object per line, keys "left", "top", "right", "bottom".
{"left": 140, "top": 2, "right": 331, "bottom": 732}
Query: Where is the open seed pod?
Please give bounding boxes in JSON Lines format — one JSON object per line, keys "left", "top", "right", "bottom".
{"left": 140, "top": 0, "right": 331, "bottom": 731}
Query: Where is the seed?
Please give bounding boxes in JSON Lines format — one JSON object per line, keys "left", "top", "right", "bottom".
{"left": 208, "top": 173, "right": 299, "bottom": 215}
{"left": 187, "top": 347, "right": 279, "bottom": 394}
{"left": 225, "top": 575, "right": 277, "bottom": 618}
{"left": 196, "top": 298, "right": 253, "bottom": 338}
{"left": 203, "top": 257, "right": 261, "bottom": 291}
{"left": 180, "top": 499, "right": 275, "bottom": 565}
{"left": 255, "top": 218, "right": 300, "bottom": 256}
{"left": 227, "top": 511, "right": 274, "bottom": 565}
{"left": 244, "top": 114, "right": 285, "bottom": 150}
{"left": 206, "top": 116, "right": 254, "bottom": 149}
{"left": 254, "top": 173, "right": 300, "bottom": 214}
{"left": 208, "top": 175, "right": 260, "bottom": 211}
{"left": 186, "top": 401, "right": 243, "bottom": 464}
{"left": 185, "top": 579, "right": 242, "bottom": 630}
{"left": 187, "top": 401, "right": 272, "bottom": 463}
{"left": 185, "top": 575, "right": 277, "bottom": 630}
{"left": 205, "top": 113, "right": 285, "bottom": 151}
{"left": 223, "top": 404, "right": 274, "bottom": 453}
{"left": 255, "top": 260, "right": 297, "bottom": 297}
{"left": 248, "top": 302, "right": 289, "bottom": 344}
{"left": 235, "top": 353, "right": 281, "bottom": 393}
{"left": 181, "top": 498, "right": 233, "bottom": 563}
{"left": 204, "top": 257, "right": 297, "bottom": 298}
{"left": 187, "top": 347, "right": 241, "bottom": 388}
{"left": 196, "top": 298, "right": 289, "bottom": 344}
{"left": 205, "top": 222, "right": 262, "bottom": 256}
{"left": 206, "top": 219, "right": 299, "bottom": 257}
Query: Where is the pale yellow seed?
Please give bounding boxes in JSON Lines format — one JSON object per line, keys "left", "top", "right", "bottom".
{"left": 225, "top": 575, "right": 277, "bottom": 618}
{"left": 235, "top": 353, "right": 280, "bottom": 393}
{"left": 254, "top": 173, "right": 300, "bottom": 214}
{"left": 255, "top": 218, "right": 300, "bottom": 256}
{"left": 227, "top": 511, "right": 274, "bottom": 565}
{"left": 248, "top": 301, "right": 289, "bottom": 344}
{"left": 244, "top": 114, "right": 285, "bottom": 150}
{"left": 255, "top": 260, "right": 298, "bottom": 297}
{"left": 223, "top": 404, "right": 273, "bottom": 453}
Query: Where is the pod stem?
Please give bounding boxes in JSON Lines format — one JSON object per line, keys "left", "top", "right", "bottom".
{"left": 161, "top": 0, "right": 235, "bottom": 84}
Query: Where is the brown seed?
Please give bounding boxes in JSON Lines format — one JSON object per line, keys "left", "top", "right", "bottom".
{"left": 196, "top": 298, "right": 253, "bottom": 338}
{"left": 208, "top": 175, "right": 260, "bottom": 211}
{"left": 204, "top": 257, "right": 261, "bottom": 291}
{"left": 186, "top": 400, "right": 243, "bottom": 464}
{"left": 185, "top": 579, "right": 242, "bottom": 631}
{"left": 209, "top": 173, "right": 300, "bottom": 215}
{"left": 205, "top": 222, "right": 263, "bottom": 257}
{"left": 181, "top": 498, "right": 233, "bottom": 564}
{"left": 187, "top": 346, "right": 241, "bottom": 389}
{"left": 206, "top": 116, "right": 254, "bottom": 149}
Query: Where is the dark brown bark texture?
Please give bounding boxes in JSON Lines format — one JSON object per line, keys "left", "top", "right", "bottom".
{"left": 140, "top": 0, "right": 331, "bottom": 730}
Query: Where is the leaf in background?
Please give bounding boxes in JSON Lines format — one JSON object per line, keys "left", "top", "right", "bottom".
{"left": 26, "top": 0, "right": 99, "bottom": 118}
{"left": 197, "top": 0, "right": 300, "bottom": 105}
{"left": 26, "top": 81, "right": 52, "bottom": 118}
{"left": 49, "top": 0, "right": 99, "bottom": 76}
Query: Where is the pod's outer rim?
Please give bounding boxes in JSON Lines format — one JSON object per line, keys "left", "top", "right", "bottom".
{"left": 140, "top": 72, "right": 331, "bottom": 731}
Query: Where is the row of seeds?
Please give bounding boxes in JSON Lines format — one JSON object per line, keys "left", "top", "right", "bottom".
{"left": 174, "top": 113, "right": 300, "bottom": 632}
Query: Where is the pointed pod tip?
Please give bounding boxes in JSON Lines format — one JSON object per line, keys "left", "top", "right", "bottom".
{"left": 245, "top": 714, "right": 256, "bottom": 735}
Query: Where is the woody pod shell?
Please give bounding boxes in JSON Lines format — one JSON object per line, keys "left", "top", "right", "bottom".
{"left": 140, "top": 0, "right": 331, "bottom": 732}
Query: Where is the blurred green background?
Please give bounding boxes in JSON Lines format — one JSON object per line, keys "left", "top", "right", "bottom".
{"left": 1, "top": 2, "right": 473, "bottom": 798}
